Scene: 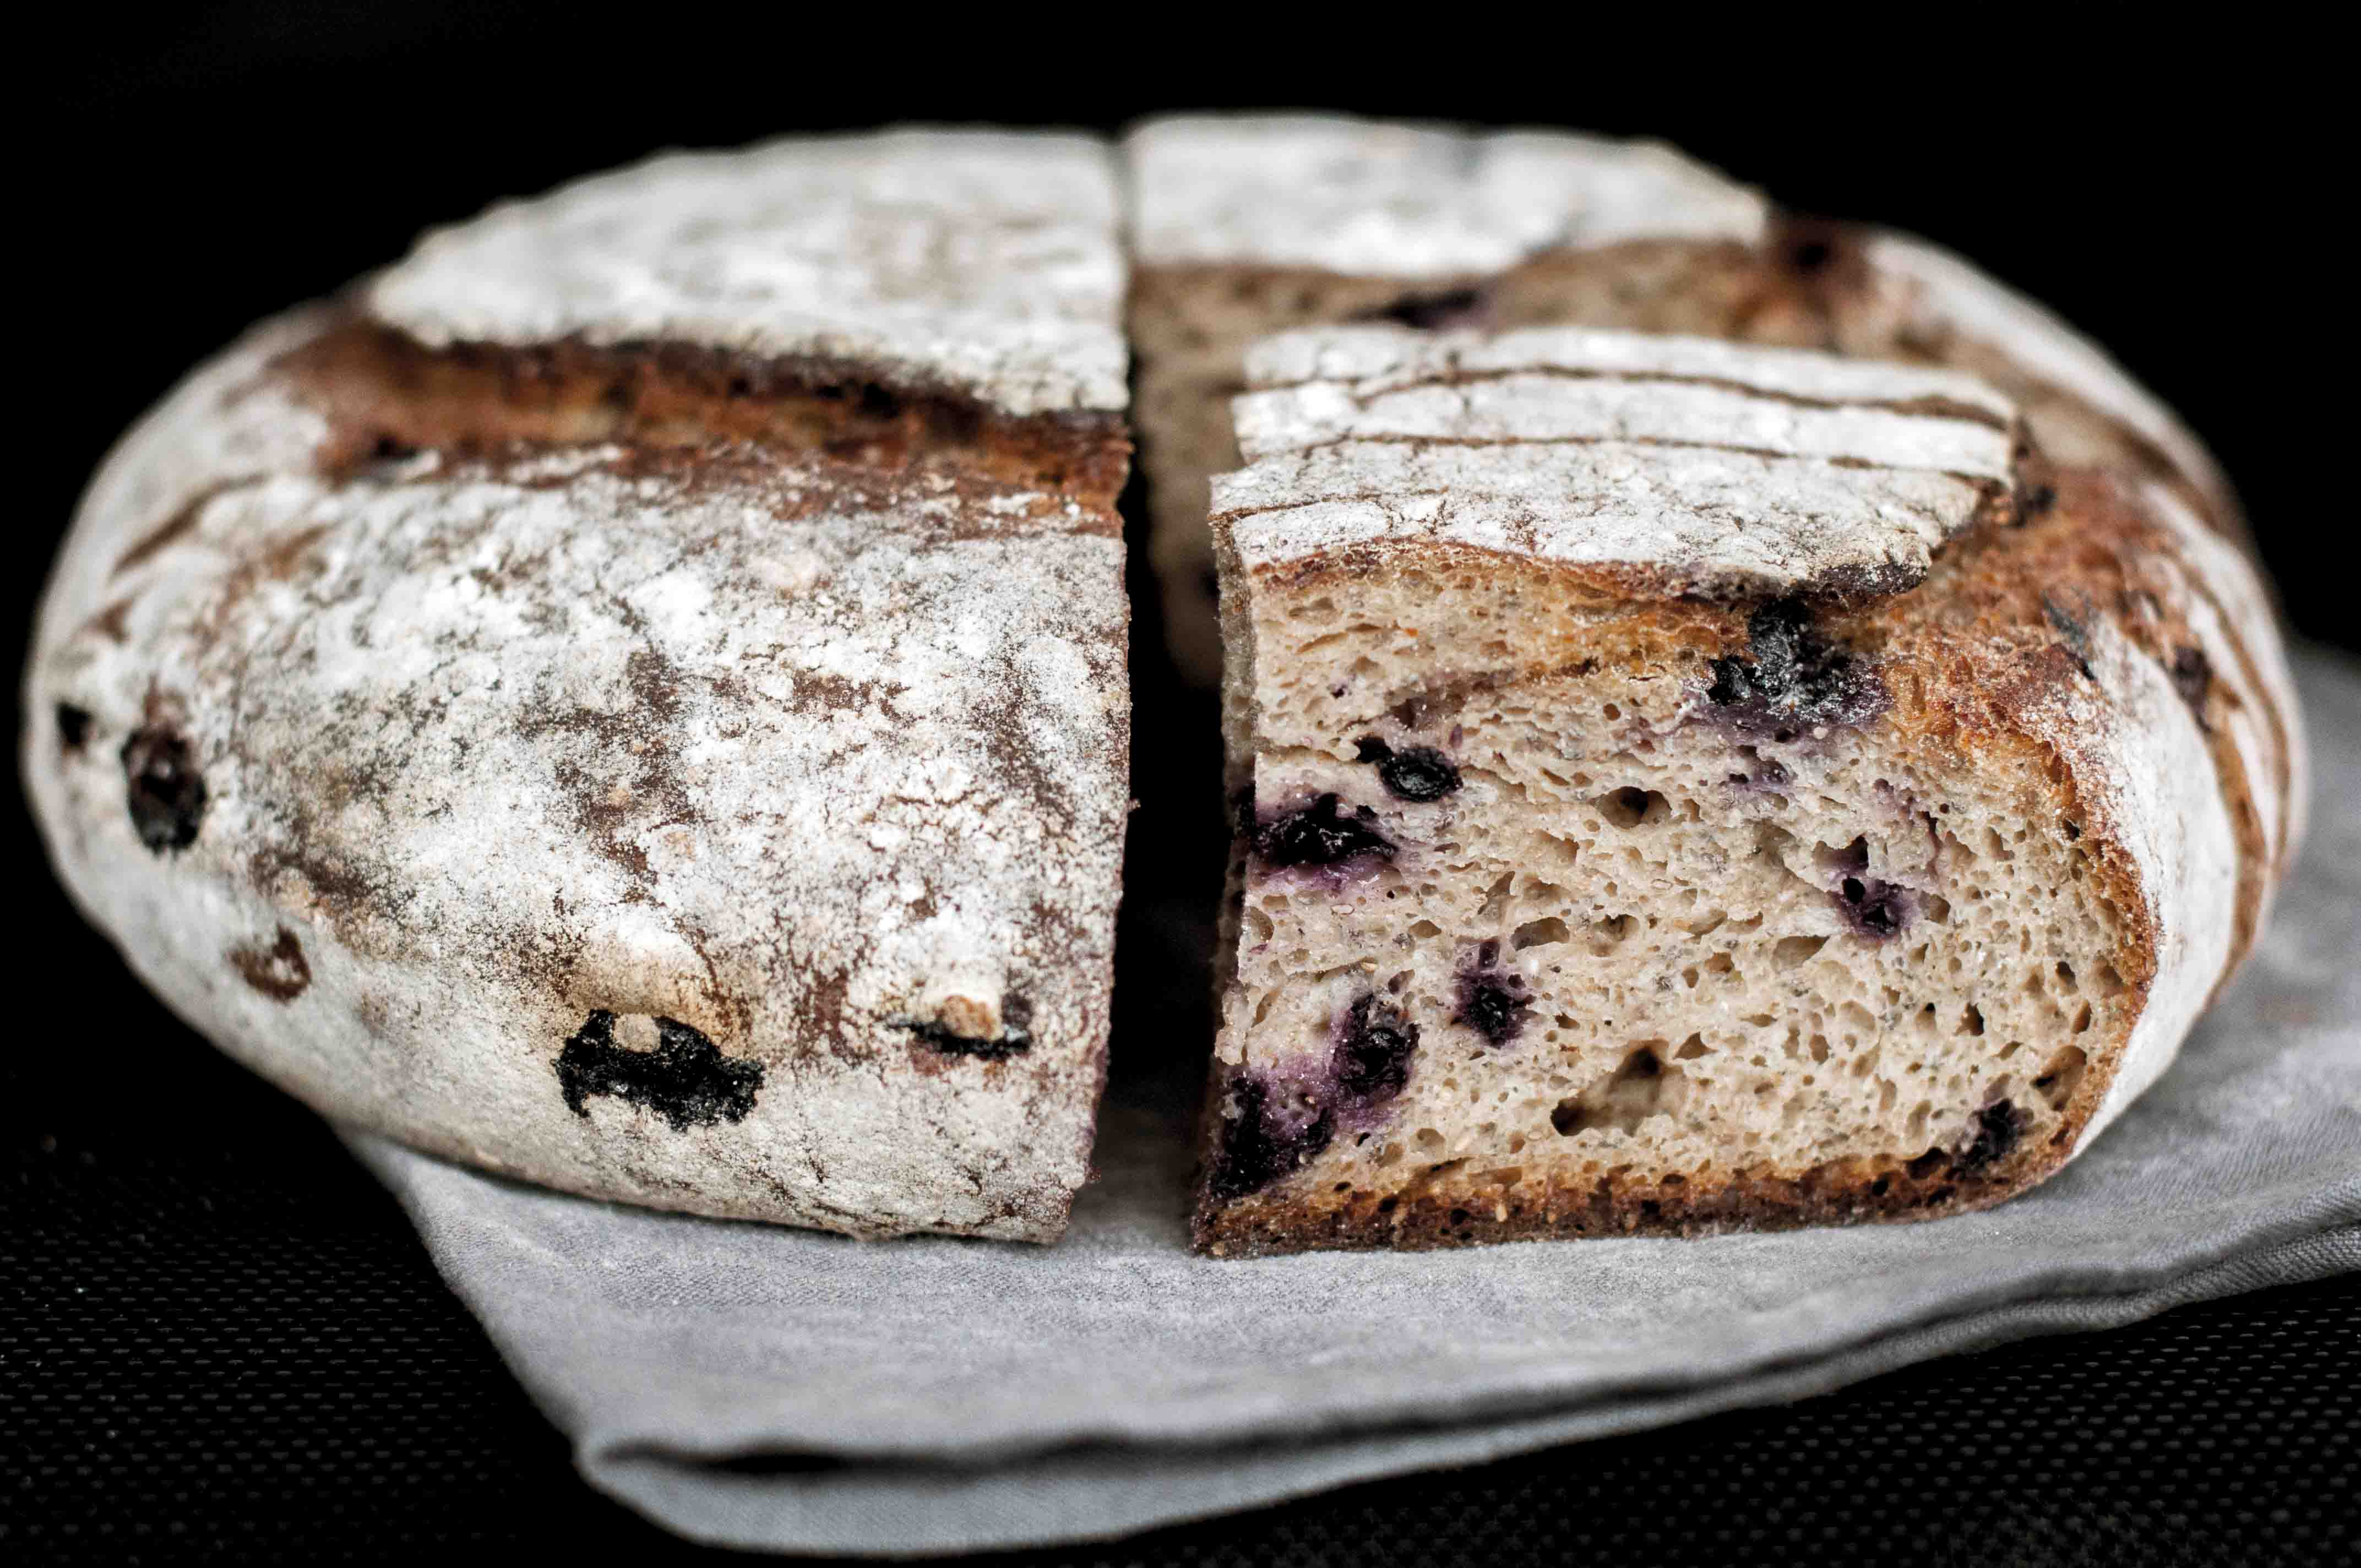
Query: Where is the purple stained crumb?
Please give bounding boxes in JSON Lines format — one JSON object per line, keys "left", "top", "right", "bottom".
{"left": 1354, "top": 736, "right": 1462, "bottom": 802}
{"left": 1825, "top": 835, "right": 1916, "bottom": 939}
{"left": 1454, "top": 940, "right": 1532, "bottom": 1047}
{"left": 1835, "top": 875, "right": 1915, "bottom": 938}
{"left": 1332, "top": 993, "right": 1417, "bottom": 1124}
{"left": 1703, "top": 599, "right": 1887, "bottom": 739}
{"left": 1249, "top": 792, "right": 1396, "bottom": 881}
{"left": 1206, "top": 991, "right": 1420, "bottom": 1200}
{"left": 1725, "top": 753, "right": 1792, "bottom": 793}
{"left": 1205, "top": 1071, "right": 1334, "bottom": 1201}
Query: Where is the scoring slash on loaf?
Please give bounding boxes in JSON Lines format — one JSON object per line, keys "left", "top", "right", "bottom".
{"left": 23, "top": 130, "right": 1133, "bottom": 1242}
{"left": 1195, "top": 320, "right": 2301, "bottom": 1255}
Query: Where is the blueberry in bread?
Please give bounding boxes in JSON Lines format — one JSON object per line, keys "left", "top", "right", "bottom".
{"left": 24, "top": 131, "right": 1132, "bottom": 1242}
{"left": 1193, "top": 324, "right": 2301, "bottom": 1255}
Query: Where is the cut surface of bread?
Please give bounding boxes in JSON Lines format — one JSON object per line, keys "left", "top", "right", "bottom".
{"left": 23, "top": 132, "right": 1131, "bottom": 1242}
{"left": 1194, "top": 323, "right": 2299, "bottom": 1255}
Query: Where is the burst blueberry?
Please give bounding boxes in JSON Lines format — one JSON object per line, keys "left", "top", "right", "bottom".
{"left": 1252, "top": 792, "right": 1396, "bottom": 868}
{"left": 1354, "top": 737, "right": 1462, "bottom": 802}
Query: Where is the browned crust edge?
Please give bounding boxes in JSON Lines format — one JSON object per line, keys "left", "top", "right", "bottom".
{"left": 274, "top": 311, "right": 1133, "bottom": 513}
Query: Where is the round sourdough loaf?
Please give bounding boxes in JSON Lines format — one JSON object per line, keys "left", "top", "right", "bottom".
{"left": 25, "top": 117, "right": 2303, "bottom": 1255}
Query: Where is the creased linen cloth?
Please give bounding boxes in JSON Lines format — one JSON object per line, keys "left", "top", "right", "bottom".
{"left": 347, "top": 652, "right": 2361, "bottom": 1558}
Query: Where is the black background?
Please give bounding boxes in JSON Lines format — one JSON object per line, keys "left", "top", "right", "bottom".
{"left": 9, "top": 12, "right": 2353, "bottom": 1566}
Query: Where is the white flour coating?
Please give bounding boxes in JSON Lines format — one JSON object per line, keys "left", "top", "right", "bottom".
{"left": 1124, "top": 116, "right": 1766, "bottom": 276}
{"left": 2139, "top": 481, "right": 2310, "bottom": 874}
{"left": 2024, "top": 613, "right": 2240, "bottom": 1151}
{"left": 1242, "top": 325, "right": 2016, "bottom": 420}
{"left": 1219, "top": 326, "right": 2019, "bottom": 596}
{"left": 371, "top": 129, "right": 1129, "bottom": 418}
{"left": 23, "top": 313, "right": 1129, "bottom": 1241}
{"left": 1865, "top": 232, "right": 2234, "bottom": 517}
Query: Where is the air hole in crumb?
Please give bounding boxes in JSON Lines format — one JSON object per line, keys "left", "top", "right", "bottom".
{"left": 1511, "top": 917, "right": 1570, "bottom": 950}
{"left": 2033, "top": 1046, "right": 2088, "bottom": 1110}
{"left": 1774, "top": 935, "right": 1828, "bottom": 970}
{"left": 1588, "top": 914, "right": 1634, "bottom": 952}
{"left": 1595, "top": 786, "right": 1666, "bottom": 829}
{"left": 1551, "top": 1045, "right": 1676, "bottom": 1137}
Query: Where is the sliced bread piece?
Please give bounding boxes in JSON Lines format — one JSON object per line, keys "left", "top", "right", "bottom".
{"left": 1194, "top": 324, "right": 2300, "bottom": 1255}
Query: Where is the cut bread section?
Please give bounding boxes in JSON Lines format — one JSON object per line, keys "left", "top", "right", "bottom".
{"left": 1194, "top": 324, "right": 2288, "bottom": 1256}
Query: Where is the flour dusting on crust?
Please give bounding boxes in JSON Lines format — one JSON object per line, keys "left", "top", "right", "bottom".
{"left": 1125, "top": 116, "right": 1765, "bottom": 277}
{"left": 371, "top": 129, "right": 1129, "bottom": 418}
{"left": 1218, "top": 325, "right": 2023, "bottom": 600}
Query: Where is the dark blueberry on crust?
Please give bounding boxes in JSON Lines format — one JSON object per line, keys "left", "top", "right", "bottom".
{"left": 1355, "top": 736, "right": 1462, "bottom": 802}
{"left": 1352, "top": 286, "right": 1490, "bottom": 332}
{"left": 555, "top": 1010, "right": 764, "bottom": 1131}
{"left": 2170, "top": 645, "right": 2214, "bottom": 727}
{"left": 1206, "top": 1072, "right": 1335, "bottom": 1201}
{"left": 1335, "top": 994, "right": 1417, "bottom": 1109}
{"left": 1956, "top": 1099, "right": 2026, "bottom": 1174}
{"left": 1252, "top": 793, "right": 1396, "bottom": 869}
{"left": 1454, "top": 941, "right": 1532, "bottom": 1047}
{"left": 901, "top": 995, "right": 1034, "bottom": 1059}
{"left": 55, "top": 703, "right": 93, "bottom": 752}
{"left": 120, "top": 724, "right": 206, "bottom": 854}
{"left": 1704, "top": 598, "right": 1886, "bottom": 736}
